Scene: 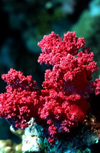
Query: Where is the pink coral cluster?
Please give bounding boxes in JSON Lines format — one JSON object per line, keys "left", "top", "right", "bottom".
{"left": 0, "top": 31, "right": 100, "bottom": 144}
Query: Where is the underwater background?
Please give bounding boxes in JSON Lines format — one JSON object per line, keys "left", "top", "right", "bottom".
{"left": 0, "top": 0, "right": 100, "bottom": 152}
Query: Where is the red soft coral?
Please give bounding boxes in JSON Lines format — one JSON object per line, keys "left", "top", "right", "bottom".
{"left": 0, "top": 32, "right": 99, "bottom": 144}
{"left": 0, "top": 69, "right": 42, "bottom": 129}
{"left": 93, "top": 78, "right": 100, "bottom": 95}
{"left": 38, "top": 31, "right": 99, "bottom": 143}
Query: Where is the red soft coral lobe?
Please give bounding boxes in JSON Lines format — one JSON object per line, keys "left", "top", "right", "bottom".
{"left": 2, "top": 68, "right": 37, "bottom": 91}
{"left": 93, "top": 78, "right": 100, "bottom": 95}
{"left": 38, "top": 31, "right": 86, "bottom": 65}
{"left": 0, "top": 69, "right": 41, "bottom": 129}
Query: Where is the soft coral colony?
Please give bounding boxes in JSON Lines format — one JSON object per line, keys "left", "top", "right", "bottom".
{"left": 0, "top": 31, "right": 100, "bottom": 144}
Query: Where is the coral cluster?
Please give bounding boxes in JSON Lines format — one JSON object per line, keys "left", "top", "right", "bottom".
{"left": 0, "top": 139, "right": 22, "bottom": 153}
{"left": 0, "top": 32, "right": 100, "bottom": 146}
{"left": 0, "top": 68, "right": 41, "bottom": 129}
